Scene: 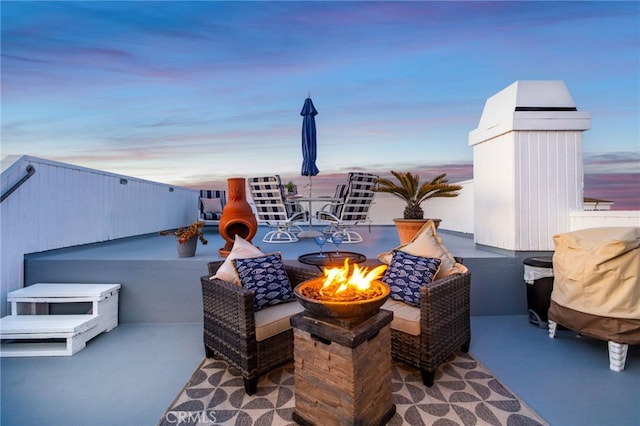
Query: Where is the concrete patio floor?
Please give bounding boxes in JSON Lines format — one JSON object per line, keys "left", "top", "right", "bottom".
{"left": 4, "top": 224, "right": 639, "bottom": 425}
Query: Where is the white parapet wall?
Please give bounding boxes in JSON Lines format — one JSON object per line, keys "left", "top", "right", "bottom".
{"left": 0, "top": 155, "right": 198, "bottom": 317}
{"left": 419, "top": 179, "right": 474, "bottom": 234}
{"left": 367, "top": 179, "right": 474, "bottom": 235}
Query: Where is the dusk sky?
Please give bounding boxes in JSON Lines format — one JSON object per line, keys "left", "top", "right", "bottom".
{"left": 2, "top": 1, "right": 639, "bottom": 209}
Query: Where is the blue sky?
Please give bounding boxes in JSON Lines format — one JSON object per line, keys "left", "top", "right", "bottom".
{"left": 2, "top": 1, "right": 639, "bottom": 209}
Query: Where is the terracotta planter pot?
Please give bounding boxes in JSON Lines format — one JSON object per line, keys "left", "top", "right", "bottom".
{"left": 218, "top": 178, "right": 258, "bottom": 257}
{"left": 176, "top": 236, "right": 198, "bottom": 258}
{"left": 393, "top": 218, "right": 441, "bottom": 245}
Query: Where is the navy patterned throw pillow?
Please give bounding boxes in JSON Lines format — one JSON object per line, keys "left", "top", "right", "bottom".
{"left": 232, "top": 253, "right": 294, "bottom": 311}
{"left": 382, "top": 250, "right": 441, "bottom": 307}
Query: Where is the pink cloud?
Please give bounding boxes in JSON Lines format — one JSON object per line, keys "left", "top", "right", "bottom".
{"left": 584, "top": 173, "right": 640, "bottom": 211}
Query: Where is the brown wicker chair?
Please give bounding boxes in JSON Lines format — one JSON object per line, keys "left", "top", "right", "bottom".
{"left": 201, "top": 261, "right": 319, "bottom": 395}
{"left": 386, "top": 266, "right": 471, "bottom": 387}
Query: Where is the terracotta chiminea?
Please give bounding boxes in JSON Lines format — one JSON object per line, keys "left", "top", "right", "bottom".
{"left": 218, "top": 177, "right": 258, "bottom": 257}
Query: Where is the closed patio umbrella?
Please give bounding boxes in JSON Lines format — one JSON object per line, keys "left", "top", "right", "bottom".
{"left": 298, "top": 95, "right": 322, "bottom": 238}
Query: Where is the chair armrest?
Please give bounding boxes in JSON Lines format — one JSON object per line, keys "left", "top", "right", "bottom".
{"left": 420, "top": 272, "right": 471, "bottom": 314}
{"left": 419, "top": 272, "right": 471, "bottom": 345}
{"left": 289, "top": 210, "right": 309, "bottom": 223}
{"left": 316, "top": 203, "right": 341, "bottom": 221}
{"left": 201, "top": 275, "right": 257, "bottom": 342}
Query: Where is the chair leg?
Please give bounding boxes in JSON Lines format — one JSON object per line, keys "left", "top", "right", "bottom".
{"left": 461, "top": 338, "right": 470, "bottom": 353}
{"left": 204, "top": 344, "right": 214, "bottom": 358}
{"left": 290, "top": 224, "right": 304, "bottom": 234}
{"left": 421, "top": 369, "right": 435, "bottom": 387}
{"left": 322, "top": 224, "right": 337, "bottom": 235}
{"left": 332, "top": 229, "right": 363, "bottom": 243}
{"left": 244, "top": 377, "right": 258, "bottom": 395}
{"left": 262, "top": 229, "right": 298, "bottom": 243}
{"left": 608, "top": 341, "right": 628, "bottom": 372}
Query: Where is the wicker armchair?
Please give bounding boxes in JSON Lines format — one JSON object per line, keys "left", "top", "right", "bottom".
{"left": 201, "top": 261, "right": 319, "bottom": 395}
{"left": 385, "top": 267, "right": 471, "bottom": 387}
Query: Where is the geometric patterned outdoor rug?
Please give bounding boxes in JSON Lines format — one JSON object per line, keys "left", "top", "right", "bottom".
{"left": 158, "top": 352, "right": 548, "bottom": 426}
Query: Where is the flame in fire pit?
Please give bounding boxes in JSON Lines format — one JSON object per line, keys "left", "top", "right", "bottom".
{"left": 319, "top": 260, "right": 387, "bottom": 301}
{"left": 294, "top": 261, "right": 390, "bottom": 320}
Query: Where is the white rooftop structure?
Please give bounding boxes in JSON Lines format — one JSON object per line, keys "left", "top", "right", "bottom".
{"left": 469, "top": 80, "right": 592, "bottom": 251}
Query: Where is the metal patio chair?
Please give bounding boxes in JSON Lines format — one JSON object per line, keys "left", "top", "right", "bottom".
{"left": 248, "top": 175, "right": 307, "bottom": 243}
{"left": 316, "top": 172, "right": 378, "bottom": 243}
{"left": 198, "top": 189, "right": 226, "bottom": 225}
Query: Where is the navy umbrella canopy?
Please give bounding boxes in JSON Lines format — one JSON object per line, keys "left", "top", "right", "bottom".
{"left": 298, "top": 96, "right": 322, "bottom": 237}
{"left": 300, "top": 96, "right": 319, "bottom": 177}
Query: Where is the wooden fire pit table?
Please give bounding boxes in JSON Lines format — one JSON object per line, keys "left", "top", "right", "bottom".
{"left": 290, "top": 277, "right": 395, "bottom": 426}
{"left": 290, "top": 310, "right": 395, "bottom": 425}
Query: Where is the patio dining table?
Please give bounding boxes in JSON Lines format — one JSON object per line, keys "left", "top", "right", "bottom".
{"left": 287, "top": 195, "right": 341, "bottom": 238}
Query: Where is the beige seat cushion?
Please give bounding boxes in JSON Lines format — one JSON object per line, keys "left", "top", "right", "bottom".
{"left": 382, "top": 299, "right": 421, "bottom": 336}
{"left": 378, "top": 220, "right": 467, "bottom": 280}
{"left": 255, "top": 301, "right": 304, "bottom": 341}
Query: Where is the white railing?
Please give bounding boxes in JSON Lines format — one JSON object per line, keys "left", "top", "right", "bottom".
{"left": 569, "top": 210, "right": 640, "bottom": 230}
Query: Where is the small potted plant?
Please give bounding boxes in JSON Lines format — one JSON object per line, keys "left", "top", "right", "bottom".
{"left": 159, "top": 221, "right": 208, "bottom": 257}
{"left": 284, "top": 180, "right": 297, "bottom": 195}
{"left": 374, "top": 171, "right": 462, "bottom": 244}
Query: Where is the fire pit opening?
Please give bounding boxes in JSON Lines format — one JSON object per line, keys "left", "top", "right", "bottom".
{"left": 293, "top": 260, "right": 389, "bottom": 326}
{"left": 223, "top": 222, "right": 251, "bottom": 241}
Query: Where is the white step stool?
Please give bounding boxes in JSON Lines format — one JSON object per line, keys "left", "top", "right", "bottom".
{"left": 0, "top": 283, "right": 121, "bottom": 357}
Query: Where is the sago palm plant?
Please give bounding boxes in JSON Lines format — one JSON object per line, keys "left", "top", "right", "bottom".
{"left": 374, "top": 171, "right": 462, "bottom": 219}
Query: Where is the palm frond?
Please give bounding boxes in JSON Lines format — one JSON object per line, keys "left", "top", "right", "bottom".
{"left": 374, "top": 170, "right": 462, "bottom": 219}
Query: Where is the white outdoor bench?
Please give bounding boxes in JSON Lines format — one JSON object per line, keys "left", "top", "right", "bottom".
{"left": 0, "top": 283, "right": 121, "bottom": 357}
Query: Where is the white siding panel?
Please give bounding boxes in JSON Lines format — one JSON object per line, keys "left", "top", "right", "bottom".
{"left": 474, "top": 133, "right": 516, "bottom": 249}
{"left": 1, "top": 156, "right": 198, "bottom": 316}
{"left": 513, "top": 131, "right": 583, "bottom": 250}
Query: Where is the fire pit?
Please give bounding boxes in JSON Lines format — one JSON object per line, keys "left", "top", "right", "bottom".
{"left": 295, "top": 278, "right": 389, "bottom": 321}
{"left": 291, "top": 261, "right": 396, "bottom": 425}
{"left": 294, "top": 260, "right": 389, "bottom": 325}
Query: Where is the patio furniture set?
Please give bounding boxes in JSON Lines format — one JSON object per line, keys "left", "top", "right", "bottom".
{"left": 198, "top": 172, "right": 379, "bottom": 244}
{"left": 200, "top": 220, "right": 472, "bottom": 397}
